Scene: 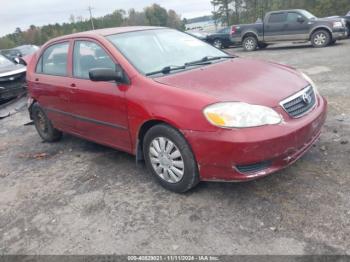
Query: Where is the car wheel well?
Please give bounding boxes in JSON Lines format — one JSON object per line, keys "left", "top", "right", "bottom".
{"left": 310, "top": 28, "right": 332, "bottom": 41}
{"left": 136, "top": 120, "right": 173, "bottom": 162}
{"left": 242, "top": 33, "right": 258, "bottom": 41}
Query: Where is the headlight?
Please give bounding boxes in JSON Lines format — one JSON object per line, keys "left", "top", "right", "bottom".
{"left": 203, "top": 102, "right": 282, "bottom": 128}
{"left": 300, "top": 71, "right": 319, "bottom": 94}
{"left": 333, "top": 21, "right": 343, "bottom": 28}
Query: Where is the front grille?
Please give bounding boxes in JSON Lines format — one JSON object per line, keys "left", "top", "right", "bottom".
{"left": 0, "top": 72, "right": 26, "bottom": 101}
{"left": 281, "top": 86, "right": 316, "bottom": 118}
{"left": 236, "top": 160, "right": 272, "bottom": 174}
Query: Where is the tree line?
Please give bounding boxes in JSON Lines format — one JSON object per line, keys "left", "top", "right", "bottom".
{"left": 212, "top": 0, "right": 350, "bottom": 26}
{"left": 0, "top": 4, "right": 184, "bottom": 49}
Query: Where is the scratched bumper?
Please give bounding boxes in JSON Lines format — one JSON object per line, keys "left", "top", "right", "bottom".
{"left": 183, "top": 95, "right": 327, "bottom": 182}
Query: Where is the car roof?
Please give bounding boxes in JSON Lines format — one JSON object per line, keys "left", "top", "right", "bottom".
{"left": 268, "top": 9, "right": 307, "bottom": 14}
{"left": 48, "top": 26, "right": 164, "bottom": 42}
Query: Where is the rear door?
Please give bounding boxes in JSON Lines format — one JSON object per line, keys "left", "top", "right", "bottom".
{"left": 33, "top": 41, "right": 77, "bottom": 132}
{"left": 69, "top": 39, "right": 131, "bottom": 152}
{"left": 264, "top": 12, "right": 288, "bottom": 41}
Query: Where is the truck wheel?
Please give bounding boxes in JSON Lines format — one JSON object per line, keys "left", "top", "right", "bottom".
{"left": 213, "top": 39, "right": 223, "bottom": 49}
{"left": 243, "top": 36, "right": 258, "bottom": 51}
{"left": 143, "top": 124, "right": 199, "bottom": 193}
{"left": 32, "top": 103, "right": 62, "bottom": 142}
{"left": 311, "top": 30, "right": 331, "bottom": 48}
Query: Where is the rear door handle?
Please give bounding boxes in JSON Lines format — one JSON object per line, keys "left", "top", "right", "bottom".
{"left": 70, "top": 83, "right": 76, "bottom": 87}
{"left": 35, "top": 78, "right": 39, "bottom": 82}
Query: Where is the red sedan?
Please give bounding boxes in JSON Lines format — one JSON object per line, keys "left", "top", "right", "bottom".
{"left": 26, "top": 27, "right": 327, "bottom": 192}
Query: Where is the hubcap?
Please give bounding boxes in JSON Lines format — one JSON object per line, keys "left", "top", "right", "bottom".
{"left": 214, "top": 40, "right": 222, "bottom": 49}
{"left": 149, "top": 137, "right": 184, "bottom": 184}
{"left": 245, "top": 39, "right": 255, "bottom": 50}
{"left": 314, "top": 33, "right": 326, "bottom": 46}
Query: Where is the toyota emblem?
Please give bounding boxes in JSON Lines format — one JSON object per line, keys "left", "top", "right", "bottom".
{"left": 302, "top": 93, "right": 312, "bottom": 104}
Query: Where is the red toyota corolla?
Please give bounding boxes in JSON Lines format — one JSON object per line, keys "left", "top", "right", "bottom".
{"left": 26, "top": 26, "right": 327, "bottom": 193}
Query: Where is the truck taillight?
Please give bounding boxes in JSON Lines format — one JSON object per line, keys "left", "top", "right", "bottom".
{"left": 231, "top": 26, "right": 237, "bottom": 35}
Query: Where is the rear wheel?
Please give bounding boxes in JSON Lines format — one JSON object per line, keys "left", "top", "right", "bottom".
{"left": 243, "top": 36, "right": 258, "bottom": 51}
{"left": 311, "top": 30, "right": 331, "bottom": 48}
{"left": 143, "top": 124, "right": 199, "bottom": 193}
{"left": 32, "top": 103, "right": 62, "bottom": 142}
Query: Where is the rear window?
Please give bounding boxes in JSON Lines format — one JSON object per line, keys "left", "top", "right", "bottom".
{"left": 36, "top": 42, "right": 69, "bottom": 76}
{"left": 268, "top": 13, "right": 287, "bottom": 23}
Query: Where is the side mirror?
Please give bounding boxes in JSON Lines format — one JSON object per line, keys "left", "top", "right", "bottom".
{"left": 89, "top": 67, "right": 126, "bottom": 83}
{"left": 297, "top": 16, "right": 305, "bottom": 23}
{"left": 14, "top": 57, "right": 20, "bottom": 64}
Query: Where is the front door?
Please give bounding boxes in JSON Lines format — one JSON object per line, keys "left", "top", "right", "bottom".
{"left": 284, "top": 12, "right": 310, "bottom": 41}
{"left": 69, "top": 39, "right": 131, "bottom": 152}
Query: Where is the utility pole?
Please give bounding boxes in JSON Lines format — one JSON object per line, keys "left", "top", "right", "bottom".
{"left": 88, "top": 6, "right": 95, "bottom": 30}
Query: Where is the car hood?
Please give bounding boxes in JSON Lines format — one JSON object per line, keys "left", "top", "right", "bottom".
{"left": 0, "top": 63, "right": 26, "bottom": 77}
{"left": 154, "top": 58, "right": 309, "bottom": 108}
{"left": 317, "top": 16, "right": 342, "bottom": 22}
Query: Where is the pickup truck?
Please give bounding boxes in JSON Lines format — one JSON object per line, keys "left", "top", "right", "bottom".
{"left": 230, "top": 9, "right": 348, "bottom": 51}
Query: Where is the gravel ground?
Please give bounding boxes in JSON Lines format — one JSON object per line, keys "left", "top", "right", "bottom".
{"left": 0, "top": 40, "right": 349, "bottom": 255}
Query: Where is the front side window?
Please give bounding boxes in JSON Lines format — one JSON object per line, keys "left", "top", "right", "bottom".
{"left": 39, "top": 42, "right": 69, "bottom": 76}
{"left": 268, "top": 13, "right": 287, "bottom": 23}
{"left": 73, "top": 41, "right": 115, "bottom": 79}
{"left": 287, "top": 12, "right": 302, "bottom": 23}
{"left": 107, "top": 29, "right": 227, "bottom": 76}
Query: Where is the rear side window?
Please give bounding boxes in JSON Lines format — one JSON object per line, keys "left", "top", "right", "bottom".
{"left": 37, "top": 42, "right": 69, "bottom": 76}
{"left": 268, "top": 13, "right": 287, "bottom": 23}
{"left": 73, "top": 40, "right": 115, "bottom": 79}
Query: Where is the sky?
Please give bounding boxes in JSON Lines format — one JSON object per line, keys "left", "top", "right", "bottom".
{"left": 0, "top": 0, "right": 213, "bottom": 36}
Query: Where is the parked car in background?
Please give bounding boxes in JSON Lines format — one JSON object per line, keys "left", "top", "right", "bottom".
{"left": 0, "top": 54, "right": 27, "bottom": 103}
{"left": 0, "top": 45, "right": 39, "bottom": 62}
{"left": 0, "top": 49, "right": 22, "bottom": 62}
{"left": 206, "top": 27, "right": 235, "bottom": 49}
{"left": 27, "top": 26, "right": 327, "bottom": 193}
{"left": 231, "top": 9, "right": 348, "bottom": 51}
{"left": 186, "top": 31, "right": 208, "bottom": 41}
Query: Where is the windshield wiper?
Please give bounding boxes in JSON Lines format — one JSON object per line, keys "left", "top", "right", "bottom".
{"left": 146, "top": 55, "right": 235, "bottom": 76}
{"left": 185, "top": 55, "right": 234, "bottom": 66}
{"left": 146, "top": 65, "right": 186, "bottom": 76}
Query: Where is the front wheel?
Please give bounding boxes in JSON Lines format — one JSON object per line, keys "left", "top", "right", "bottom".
{"left": 143, "top": 124, "right": 199, "bottom": 193}
{"left": 213, "top": 39, "right": 223, "bottom": 49}
{"left": 311, "top": 30, "right": 331, "bottom": 48}
{"left": 243, "top": 36, "right": 258, "bottom": 51}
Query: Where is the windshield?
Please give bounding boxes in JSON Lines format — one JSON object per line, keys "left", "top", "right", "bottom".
{"left": 300, "top": 10, "right": 317, "bottom": 19}
{"left": 15, "top": 45, "right": 39, "bottom": 56}
{"left": 107, "top": 29, "right": 228, "bottom": 75}
{"left": 0, "top": 54, "right": 14, "bottom": 68}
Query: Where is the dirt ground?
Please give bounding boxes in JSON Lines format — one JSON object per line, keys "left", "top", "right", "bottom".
{"left": 0, "top": 40, "right": 349, "bottom": 255}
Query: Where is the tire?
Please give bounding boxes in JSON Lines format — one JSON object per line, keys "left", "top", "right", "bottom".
{"left": 213, "top": 39, "right": 223, "bottom": 49}
{"left": 243, "top": 36, "right": 258, "bottom": 51}
{"left": 32, "top": 103, "right": 62, "bottom": 142}
{"left": 311, "top": 29, "right": 331, "bottom": 48}
{"left": 143, "top": 124, "right": 199, "bottom": 193}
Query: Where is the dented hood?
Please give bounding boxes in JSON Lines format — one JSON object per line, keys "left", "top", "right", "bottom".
{"left": 154, "top": 58, "right": 309, "bottom": 107}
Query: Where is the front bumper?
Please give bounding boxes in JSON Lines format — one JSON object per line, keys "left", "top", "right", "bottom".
{"left": 183, "top": 95, "right": 327, "bottom": 182}
{"left": 332, "top": 28, "right": 348, "bottom": 40}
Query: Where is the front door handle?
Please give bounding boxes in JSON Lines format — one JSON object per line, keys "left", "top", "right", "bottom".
{"left": 70, "top": 83, "right": 76, "bottom": 87}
